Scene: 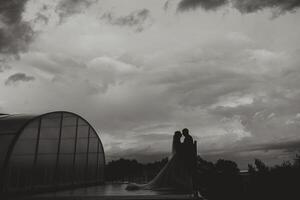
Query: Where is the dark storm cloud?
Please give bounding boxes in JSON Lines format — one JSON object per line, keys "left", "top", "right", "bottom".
{"left": 0, "top": 0, "right": 99, "bottom": 60}
{"left": 232, "top": 0, "right": 300, "bottom": 14}
{"left": 0, "top": 0, "right": 34, "bottom": 56}
{"left": 210, "top": 139, "right": 300, "bottom": 155}
{"left": 178, "top": 0, "right": 228, "bottom": 11}
{"left": 101, "top": 9, "right": 151, "bottom": 32}
{"left": 5, "top": 72, "right": 35, "bottom": 86}
{"left": 0, "top": 22, "right": 34, "bottom": 56}
{"left": 177, "top": 0, "right": 300, "bottom": 15}
{"left": 0, "top": 0, "right": 96, "bottom": 57}
{"left": 253, "top": 140, "right": 300, "bottom": 153}
{"left": 0, "top": 0, "right": 28, "bottom": 24}
{"left": 56, "top": 0, "right": 98, "bottom": 23}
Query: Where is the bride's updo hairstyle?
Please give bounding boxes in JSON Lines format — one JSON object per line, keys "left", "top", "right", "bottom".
{"left": 172, "top": 131, "right": 182, "bottom": 154}
{"left": 174, "top": 131, "right": 182, "bottom": 138}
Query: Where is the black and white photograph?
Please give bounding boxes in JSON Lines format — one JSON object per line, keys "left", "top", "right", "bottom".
{"left": 1, "top": 0, "right": 300, "bottom": 199}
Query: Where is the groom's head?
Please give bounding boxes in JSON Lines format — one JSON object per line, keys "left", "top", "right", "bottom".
{"left": 182, "top": 128, "right": 189, "bottom": 137}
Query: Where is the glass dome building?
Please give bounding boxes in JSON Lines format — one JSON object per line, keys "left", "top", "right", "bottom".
{"left": 0, "top": 111, "right": 105, "bottom": 193}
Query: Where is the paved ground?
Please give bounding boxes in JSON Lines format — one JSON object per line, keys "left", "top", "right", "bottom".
{"left": 9, "top": 184, "right": 203, "bottom": 200}
{"left": 22, "top": 194, "right": 197, "bottom": 200}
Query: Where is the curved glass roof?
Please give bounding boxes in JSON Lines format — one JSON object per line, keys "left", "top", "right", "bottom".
{"left": 0, "top": 111, "right": 105, "bottom": 194}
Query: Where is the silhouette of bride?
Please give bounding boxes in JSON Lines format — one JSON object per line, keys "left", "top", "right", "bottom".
{"left": 126, "top": 130, "right": 193, "bottom": 193}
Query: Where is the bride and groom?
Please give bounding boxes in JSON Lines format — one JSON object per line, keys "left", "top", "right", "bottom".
{"left": 126, "top": 128, "right": 195, "bottom": 193}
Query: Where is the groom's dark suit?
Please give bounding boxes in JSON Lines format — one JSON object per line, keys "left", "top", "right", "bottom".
{"left": 183, "top": 134, "right": 194, "bottom": 171}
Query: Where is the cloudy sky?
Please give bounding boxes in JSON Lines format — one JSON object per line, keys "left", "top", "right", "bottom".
{"left": 1, "top": 0, "right": 300, "bottom": 169}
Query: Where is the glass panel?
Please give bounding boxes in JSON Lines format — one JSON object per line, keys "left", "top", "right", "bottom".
{"left": 60, "top": 139, "right": 75, "bottom": 153}
{"left": 98, "top": 153, "right": 105, "bottom": 167}
{"left": 61, "top": 126, "right": 76, "bottom": 138}
{"left": 12, "top": 139, "right": 36, "bottom": 155}
{"left": 76, "top": 138, "right": 88, "bottom": 153}
{"left": 21, "top": 119, "right": 39, "bottom": 139}
{"left": 43, "top": 113, "right": 61, "bottom": 119}
{"left": 0, "top": 135, "right": 14, "bottom": 168}
{"left": 87, "top": 153, "right": 97, "bottom": 181}
{"left": 77, "top": 126, "right": 89, "bottom": 138}
{"left": 78, "top": 118, "right": 87, "bottom": 126}
{"left": 7, "top": 155, "right": 35, "bottom": 189}
{"left": 57, "top": 154, "right": 73, "bottom": 185}
{"left": 74, "top": 154, "right": 87, "bottom": 183}
{"left": 89, "top": 138, "right": 98, "bottom": 153}
{"left": 98, "top": 153, "right": 105, "bottom": 182}
{"left": 26, "top": 119, "right": 39, "bottom": 128}
{"left": 38, "top": 139, "right": 58, "bottom": 154}
{"left": 34, "top": 154, "right": 56, "bottom": 186}
{"left": 36, "top": 154, "right": 56, "bottom": 167}
{"left": 40, "top": 127, "right": 60, "bottom": 139}
{"left": 98, "top": 141, "right": 104, "bottom": 153}
{"left": 9, "top": 155, "right": 34, "bottom": 169}
{"left": 62, "top": 115, "right": 77, "bottom": 126}
{"left": 41, "top": 115, "right": 61, "bottom": 127}
{"left": 0, "top": 135, "right": 14, "bottom": 153}
{"left": 40, "top": 113, "right": 61, "bottom": 139}
{"left": 63, "top": 113, "right": 75, "bottom": 118}
{"left": 89, "top": 129, "right": 98, "bottom": 138}
{"left": 58, "top": 154, "right": 73, "bottom": 167}
{"left": 21, "top": 128, "right": 38, "bottom": 139}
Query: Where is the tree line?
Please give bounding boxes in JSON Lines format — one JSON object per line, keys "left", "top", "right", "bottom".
{"left": 105, "top": 154, "right": 300, "bottom": 200}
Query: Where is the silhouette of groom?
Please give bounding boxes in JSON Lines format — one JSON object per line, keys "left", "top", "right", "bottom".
{"left": 182, "top": 128, "right": 198, "bottom": 195}
{"left": 182, "top": 128, "right": 194, "bottom": 170}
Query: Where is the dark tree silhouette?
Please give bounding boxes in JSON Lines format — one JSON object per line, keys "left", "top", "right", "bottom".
{"left": 254, "top": 159, "right": 269, "bottom": 173}
{"left": 105, "top": 158, "right": 168, "bottom": 183}
{"left": 215, "top": 159, "right": 239, "bottom": 175}
{"left": 106, "top": 154, "right": 300, "bottom": 200}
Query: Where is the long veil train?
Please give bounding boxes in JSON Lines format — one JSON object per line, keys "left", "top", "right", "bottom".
{"left": 126, "top": 132, "right": 193, "bottom": 193}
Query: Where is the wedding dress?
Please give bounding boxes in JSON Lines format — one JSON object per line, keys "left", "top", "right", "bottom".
{"left": 126, "top": 133, "right": 193, "bottom": 193}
